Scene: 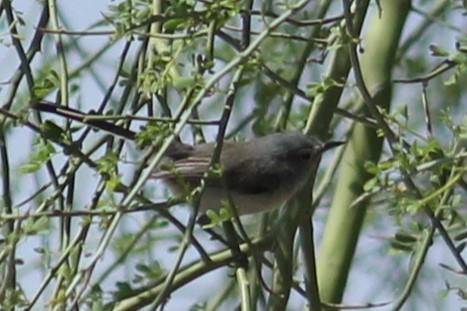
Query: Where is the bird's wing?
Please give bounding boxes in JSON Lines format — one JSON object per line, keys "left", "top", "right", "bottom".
{"left": 152, "top": 147, "right": 280, "bottom": 195}
{"left": 221, "top": 161, "right": 281, "bottom": 194}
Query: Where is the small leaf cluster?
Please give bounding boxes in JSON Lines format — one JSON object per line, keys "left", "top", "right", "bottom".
{"left": 106, "top": 0, "right": 152, "bottom": 38}
{"left": 361, "top": 118, "right": 465, "bottom": 219}
{"left": 20, "top": 140, "right": 56, "bottom": 174}
{"left": 135, "top": 122, "right": 174, "bottom": 148}
{"left": 96, "top": 152, "right": 122, "bottom": 191}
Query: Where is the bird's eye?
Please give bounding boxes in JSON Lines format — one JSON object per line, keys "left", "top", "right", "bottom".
{"left": 297, "top": 149, "right": 312, "bottom": 161}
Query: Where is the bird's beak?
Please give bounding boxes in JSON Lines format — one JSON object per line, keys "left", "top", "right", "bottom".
{"left": 320, "top": 141, "right": 345, "bottom": 153}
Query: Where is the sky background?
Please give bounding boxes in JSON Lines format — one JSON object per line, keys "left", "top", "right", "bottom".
{"left": 1, "top": 1, "right": 466, "bottom": 310}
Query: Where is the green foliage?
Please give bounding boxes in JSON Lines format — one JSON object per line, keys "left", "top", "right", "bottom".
{"left": 360, "top": 104, "right": 465, "bottom": 217}
{"left": 203, "top": 206, "right": 232, "bottom": 228}
{"left": 20, "top": 140, "right": 56, "bottom": 174}
{"left": 112, "top": 281, "right": 140, "bottom": 301}
{"left": 111, "top": 232, "right": 149, "bottom": 257}
{"left": 0, "top": 288, "right": 29, "bottom": 310}
{"left": 33, "top": 70, "right": 61, "bottom": 99}
{"left": 1, "top": 1, "right": 466, "bottom": 310}
{"left": 134, "top": 261, "right": 165, "bottom": 283}
{"left": 306, "top": 77, "right": 345, "bottom": 97}
{"left": 41, "top": 120, "right": 67, "bottom": 142}
{"left": 23, "top": 217, "right": 50, "bottom": 236}
{"left": 135, "top": 122, "right": 173, "bottom": 148}
{"left": 105, "top": 0, "right": 152, "bottom": 38}
{"left": 86, "top": 285, "right": 106, "bottom": 311}
{"left": 96, "top": 152, "right": 122, "bottom": 191}
{"left": 327, "top": 25, "right": 349, "bottom": 51}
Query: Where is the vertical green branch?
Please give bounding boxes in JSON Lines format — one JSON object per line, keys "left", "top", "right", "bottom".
{"left": 317, "top": 0, "right": 411, "bottom": 303}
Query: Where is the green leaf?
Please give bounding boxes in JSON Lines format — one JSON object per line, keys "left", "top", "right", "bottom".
{"left": 42, "top": 121, "right": 65, "bottom": 141}
{"left": 96, "top": 152, "right": 119, "bottom": 175}
{"left": 33, "top": 70, "right": 60, "bottom": 99}
{"left": 112, "top": 282, "right": 138, "bottom": 300}
{"left": 172, "top": 76, "right": 196, "bottom": 90}
{"left": 394, "top": 232, "right": 417, "bottom": 243}
{"left": 135, "top": 122, "right": 173, "bottom": 148}
{"left": 19, "top": 163, "right": 41, "bottom": 174}
{"left": 363, "top": 177, "right": 378, "bottom": 192}
{"left": 135, "top": 261, "right": 165, "bottom": 281}
{"left": 389, "top": 240, "right": 414, "bottom": 253}
{"left": 23, "top": 217, "right": 50, "bottom": 236}
{"left": 202, "top": 207, "right": 231, "bottom": 228}
{"left": 106, "top": 175, "right": 122, "bottom": 191}
{"left": 207, "top": 163, "right": 224, "bottom": 178}
{"left": 451, "top": 194, "right": 462, "bottom": 207}
{"left": 454, "top": 229, "right": 467, "bottom": 241}
{"left": 364, "top": 161, "right": 380, "bottom": 174}
{"left": 20, "top": 141, "right": 56, "bottom": 174}
{"left": 164, "top": 18, "right": 188, "bottom": 31}
{"left": 429, "top": 44, "right": 449, "bottom": 57}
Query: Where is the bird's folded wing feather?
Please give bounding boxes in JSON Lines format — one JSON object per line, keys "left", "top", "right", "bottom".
{"left": 152, "top": 154, "right": 280, "bottom": 195}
